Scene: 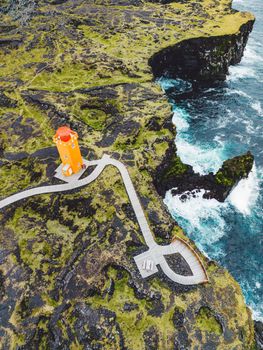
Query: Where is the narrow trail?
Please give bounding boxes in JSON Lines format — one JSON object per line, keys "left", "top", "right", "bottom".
{"left": 0, "top": 154, "right": 208, "bottom": 285}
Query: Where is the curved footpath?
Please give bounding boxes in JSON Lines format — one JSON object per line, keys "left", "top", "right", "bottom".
{"left": 0, "top": 155, "right": 208, "bottom": 285}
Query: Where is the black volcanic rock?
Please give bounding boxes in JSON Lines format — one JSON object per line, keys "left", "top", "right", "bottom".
{"left": 149, "top": 21, "right": 255, "bottom": 83}
{"left": 0, "top": 0, "right": 257, "bottom": 348}
{"left": 0, "top": 91, "right": 17, "bottom": 108}
{"left": 255, "top": 320, "right": 263, "bottom": 350}
{"left": 155, "top": 150, "right": 254, "bottom": 202}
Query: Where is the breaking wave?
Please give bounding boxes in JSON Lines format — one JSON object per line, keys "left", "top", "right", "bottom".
{"left": 228, "top": 164, "right": 260, "bottom": 216}
{"left": 159, "top": 0, "right": 263, "bottom": 321}
{"left": 228, "top": 66, "right": 256, "bottom": 81}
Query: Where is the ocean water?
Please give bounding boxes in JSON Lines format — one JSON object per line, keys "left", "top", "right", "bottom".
{"left": 160, "top": 0, "right": 263, "bottom": 321}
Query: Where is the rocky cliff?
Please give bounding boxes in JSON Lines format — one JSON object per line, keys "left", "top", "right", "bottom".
{"left": 149, "top": 20, "right": 254, "bottom": 83}
{"left": 0, "top": 0, "right": 256, "bottom": 349}
{"left": 155, "top": 148, "right": 254, "bottom": 202}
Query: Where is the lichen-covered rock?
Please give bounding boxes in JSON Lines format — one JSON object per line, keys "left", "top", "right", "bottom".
{"left": 0, "top": 0, "right": 256, "bottom": 348}
{"left": 215, "top": 151, "right": 254, "bottom": 188}
{"left": 0, "top": 91, "right": 17, "bottom": 108}
{"left": 155, "top": 150, "right": 254, "bottom": 202}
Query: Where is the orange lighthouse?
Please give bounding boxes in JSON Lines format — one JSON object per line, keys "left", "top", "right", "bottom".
{"left": 53, "top": 126, "right": 83, "bottom": 177}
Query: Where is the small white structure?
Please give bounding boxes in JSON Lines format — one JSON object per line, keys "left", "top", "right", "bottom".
{"left": 142, "top": 259, "right": 154, "bottom": 271}
{"left": 62, "top": 164, "right": 72, "bottom": 176}
{"left": 54, "top": 159, "right": 89, "bottom": 183}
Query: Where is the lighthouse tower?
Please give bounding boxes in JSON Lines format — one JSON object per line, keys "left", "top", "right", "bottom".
{"left": 53, "top": 126, "right": 83, "bottom": 177}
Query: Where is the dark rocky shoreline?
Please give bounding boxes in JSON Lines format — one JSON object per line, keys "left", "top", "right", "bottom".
{"left": 149, "top": 20, "right": 255, "bottom": 83}
{"left": 150, "top": 18, "right": 255, "bottom": 203}
{"left": 154, "top": 143, "right": 254, "bottom": 203}
{"left": 0, "top": 0, "right": 259, "bottom": 348}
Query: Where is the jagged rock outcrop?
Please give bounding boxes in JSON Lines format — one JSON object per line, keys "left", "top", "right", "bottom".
{"left": 214, "top": 151, "right": 254, "bottom": 199}
{"left": 155, "top": 149, "right": 254, "bottom": 202}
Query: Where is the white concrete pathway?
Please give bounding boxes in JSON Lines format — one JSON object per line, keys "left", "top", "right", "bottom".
{"left": 0, "top": 155, "right": 208, "bottom": 285}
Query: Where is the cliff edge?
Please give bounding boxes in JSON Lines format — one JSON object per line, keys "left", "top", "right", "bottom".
{"left": 0, "top": 0, "right": 256, "bottom": 349}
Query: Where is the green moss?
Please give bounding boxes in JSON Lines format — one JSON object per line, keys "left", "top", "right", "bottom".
{"left": 93, "top": 204, "right": 116, "bottom": 224}
{"left": 163, "top": 154, "right": 189, "bottom": 180}
{"left": 154, "top": 142, "right": 169, "bottom": 157}
{"left": 5, "top": 208, "right": 79, "bottom": 292}
{"left": 215, "top": 170, "right": 235, "bottom": 186}
{"left": 10, "top": 332, "right": 26, "bottom": 348}
{"left": 20, "top": 239, "right": 52, "bottom": 270}
{"left": 0, "top": 158, "right": 47, "bottom": 198}
{"left": 0, "top": 95, "right": 53, "bottom": 154}
{"left": 195, "top": 307, "right": 222, "bottom": 335}
{"left": 215, "top": 151, "right": 254, "bottom": 187}
{"left": 86, "top": 267, "right": 175, "bottom": 349}
{"left": 0, "top": 45, "right": 48, "bottom": 82}
{"left": 28, "top": 55, "right": 147, "bottom": 93}
{"left": 0, "top": 0, "right": 256, "bottom": 348}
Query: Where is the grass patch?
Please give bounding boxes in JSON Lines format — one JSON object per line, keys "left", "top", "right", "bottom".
{"left": 195, "top": 307, "right": 222, "bottom": 335}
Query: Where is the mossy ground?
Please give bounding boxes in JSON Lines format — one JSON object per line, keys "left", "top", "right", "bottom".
{"left": 195, "top": 307, "right": 222, "bottom": 335}
{"left": 0, "top": 0, "right": 255, "bottom": 348}
{"left": 215, "top": 151, "right": 254, "bottom": 187}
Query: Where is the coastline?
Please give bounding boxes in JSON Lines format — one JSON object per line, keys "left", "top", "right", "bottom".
{"left": 0, "top": 0, "right": 259, "bottom": 348}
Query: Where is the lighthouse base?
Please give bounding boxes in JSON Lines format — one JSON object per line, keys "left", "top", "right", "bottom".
{"left": 54, "top": 159, "right": 90, "bottom": 183}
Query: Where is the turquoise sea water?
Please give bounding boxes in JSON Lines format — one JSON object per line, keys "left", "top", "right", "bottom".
{"left": 161, "top": 0, "right": 263, "bottom": 321}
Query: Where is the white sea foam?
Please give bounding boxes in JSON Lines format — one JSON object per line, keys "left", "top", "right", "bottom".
{"left": 164, "top": 164, "right": 261, "bottom": 261}
{"left": 157, "top": 77, "right": 192, "bottom": 94}
{"left": 227, "top": 164, "right": 260, "bottom": 216}
{"left": 203, "top": 87, "right": 218, "bottom": 93}
{"left": 228, "top": 66, "right": 256, "bottom": 81}
{"left": 243, "top": 119, "right": 257, "bottom": 134}
{"left": 158, "top": 77, "right": 179, "bottom": 91}
{"left": 256, "top": 282, "right": 261, "bottom": 289}
{"left": 228, "top": 42, "right": 263, "bottom": 81}
{"left": 242, "top": 46, "right": 263, "bottom": 64}
{"left": 164, "top": 190, "right": 227, "bottom": 249}
{"left": 213, "top": 135, "right": 225, "bottom": 146}
{"left": 224, "top": 89, "right": 251, "bottom": 99}
{"left": 172, "top": 108, "right": 226, "bottom": 174}
{"left": 175, "top": 138, "right": 225, "bottom": 174}
{"left": 172, "top": 107, "right": 190, "bottom": 132}
{"left": 241, "top": 279, "right": 263, "bottom": 322}
{"left": 159, "top": 57, "right": 263, "bottom": 317}
{"left": 251, "top": 308, "right": 263, "bottom": 323}
{"left": 251, "top": 101, "right": 263, "bottom": 116}
{"left": 224, "top": 90, "right": 263, "bottom": 117}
